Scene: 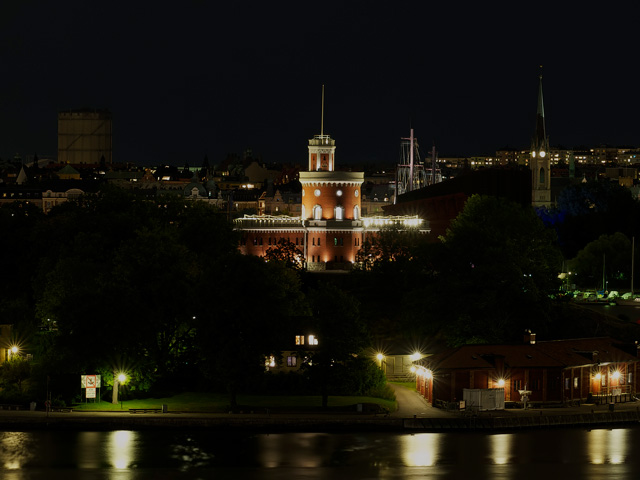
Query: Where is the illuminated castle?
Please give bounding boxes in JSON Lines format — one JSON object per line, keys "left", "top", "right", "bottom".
{"left": 235, "top": 89, "right": 427, "bottom": 270}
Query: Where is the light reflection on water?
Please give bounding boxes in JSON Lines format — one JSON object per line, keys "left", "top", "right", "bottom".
{"left": 108, "top": 431, "right": 135, "bottom": 470}
{"left": 587, "top": 428, "right": 628, "bottom": 465}
{"left": 1, "top": 432, "right": 34, "bottom": 470}
{"left": 0, "top": 427, "right": 640, "bottom": 478}
{"left": 489, "top": 433, "right": 512, "bottom": 465}
{"left": 401, "top": 433, "right": 439, "bottom": 466}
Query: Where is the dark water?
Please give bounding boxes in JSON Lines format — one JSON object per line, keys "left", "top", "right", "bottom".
{"left": 1, "top": 427, "right": 640, "bottom": 479}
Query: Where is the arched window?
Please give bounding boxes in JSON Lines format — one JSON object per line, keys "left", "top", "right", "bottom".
{"left": 313, "top": 204, "right": 323, "bottom": 220}
{"left": 335, "top": 205, "right": 344, "bottom": 220}
{"left": 301, "top": 204, "right": 306, "bottom": 219}
{"left": 539, "top": 167, "right": 545, "bottom": 185}
{"left": 353, "top": 205, "right": 360, "bottom": 220}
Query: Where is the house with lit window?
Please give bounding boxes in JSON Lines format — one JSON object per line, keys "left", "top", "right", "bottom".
{"left": 414, "top": 335, "right": 639, "bottom": 407}
{"left": 235, "top": 110, "right": 428, "bottom": 270}
{"left": 265, "top": 333, "right": 320, "bottom": 374}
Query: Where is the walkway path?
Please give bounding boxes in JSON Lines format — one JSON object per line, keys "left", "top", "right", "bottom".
{"left": 388, "top": 383, "right": 451, "bottom": 418}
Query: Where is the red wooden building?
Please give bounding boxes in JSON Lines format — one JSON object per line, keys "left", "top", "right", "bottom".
{"left": 415, "top": 336, "right": 639, "bottom": 407}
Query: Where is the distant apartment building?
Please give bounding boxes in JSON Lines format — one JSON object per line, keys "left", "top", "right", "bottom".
{"left": 58, "top": 109, "right": 113, "bottom": 165}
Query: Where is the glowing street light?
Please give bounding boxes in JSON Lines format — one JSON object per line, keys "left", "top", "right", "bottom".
{"left": 8, "top": 345, "right": 20, "bottom": 359}
{"left": 112, "top": 372, "right": 128, "bottom": 406}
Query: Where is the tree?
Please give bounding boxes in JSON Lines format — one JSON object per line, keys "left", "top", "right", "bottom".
{"left": 0, "top": 357, "right": 32, "bottom": 400}
{"left": 408, "top": 195, "right": 563, "bottom": 345}
{"left": 264, "top": 238, "right": 304, "bottom": 270}
{"left": 304, "top": 282, "right": 370, "bottom": 408}
{"left": 355, "top": 224, "right": 430, "bottom": 275}
{"left": 568, "top": 232, "right": 635, "bottom": 291}
{"left": 195, "top": 255, "right": 308, "bottom": 408}
{"left": 553, "top": 180, "right": 640, "bottom": 258}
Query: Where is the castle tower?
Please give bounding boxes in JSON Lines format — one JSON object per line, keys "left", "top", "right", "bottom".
{"left": 233, "top": 87, "right": 426, "bottom": 271}
{"left": 298, "top": 87, "right": 364, "bottom": 266}
{"left": 530, "top": 73, "right": 551, "bottom": 207}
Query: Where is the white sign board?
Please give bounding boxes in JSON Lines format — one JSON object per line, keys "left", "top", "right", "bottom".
{"left": 86, "top": 387, "right": 96, "bottom": 398}
{"left": 81, "top": 375, "right": 102, "bottom": 388}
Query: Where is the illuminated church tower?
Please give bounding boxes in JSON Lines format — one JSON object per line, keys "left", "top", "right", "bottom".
{"left": 530, "top": 73, "right": 551, "bottom": 207}
{"left": 299, "top": 86, "right": 365, "bottom": 269}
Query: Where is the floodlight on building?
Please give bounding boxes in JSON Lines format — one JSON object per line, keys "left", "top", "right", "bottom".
{"left": 376, "top": 353, "right": 384, "bottom": 361}
{"left": 497, "top": 379, "right": 506, "bottom": 387}
{"left": 410, "top": 366, "right": 417, "bottom": 374}
{"left": 595, "top": 373, "right": 602, "bottom": 380}
{"left": 410, "top": 352, "right": 422, "bottom": 361}
{"left": 612, "top": 371, "right": 621, "bottom": 380}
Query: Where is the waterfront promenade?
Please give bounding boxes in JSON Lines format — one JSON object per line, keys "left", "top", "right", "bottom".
{"left": 1, "top": 386, "right": 640, "bottom": 432}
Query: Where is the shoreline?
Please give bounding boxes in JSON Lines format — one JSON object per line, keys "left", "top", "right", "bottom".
{"left": 2, "top": 406, "right": 640, "bottom": 433}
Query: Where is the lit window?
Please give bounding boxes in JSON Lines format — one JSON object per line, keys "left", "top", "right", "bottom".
{"left": 295, "top": 335, "right": 305, "bottom": 345}
{"left": 308, "top": 335, "right": 318, "bottom": 345}
{"left": 287, "top": 356, "right": 297, "bottom": 367}
{"left": 574, "top": 377, "right": 579, "bottom": 389}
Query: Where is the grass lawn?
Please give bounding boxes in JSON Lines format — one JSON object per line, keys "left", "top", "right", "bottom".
{"left": 72, "top": 391, "right": 397, "bottom": 413}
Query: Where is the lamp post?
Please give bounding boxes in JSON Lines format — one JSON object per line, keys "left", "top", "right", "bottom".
{"left": 118, "top": 374, "right": 126, "bottom": 409}
{"left": 112, "top": 372, "right": 127, "bottom": 405}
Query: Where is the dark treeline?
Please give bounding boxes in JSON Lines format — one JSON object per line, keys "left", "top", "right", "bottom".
{"left": 0, "top": 189, "right": 382, "bottom": 406}
{"left": 2, "top": 180, "right": 640, "bottom": 405}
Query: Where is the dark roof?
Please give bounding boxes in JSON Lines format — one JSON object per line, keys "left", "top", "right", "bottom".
{"left": 424, "top": 344, "right": 563, "bottom": 370}
{"left": 423, "top": 337, "right": 638, "bottom": 371}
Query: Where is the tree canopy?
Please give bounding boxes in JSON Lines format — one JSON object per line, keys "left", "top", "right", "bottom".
{"left": 403, "top": 195, "right": 563, "bottom": 345}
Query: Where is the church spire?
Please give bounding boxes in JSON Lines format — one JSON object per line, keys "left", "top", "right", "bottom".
{"left": 530, "top": 68, "right": 551, "bottom": 207}
{"left": 531, "top": 70, "right": 548, "bottom": 156}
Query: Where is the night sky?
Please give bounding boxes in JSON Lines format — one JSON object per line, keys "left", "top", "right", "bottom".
{"left": 1, "top": 2, "right": 638, "bottom": 167}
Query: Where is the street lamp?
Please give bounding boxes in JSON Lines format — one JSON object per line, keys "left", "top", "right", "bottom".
{"left": 8, "top": 345, "right": 19, "bottom": 360}
{"left": 112, "top": 372, "right": 127, "bottom": 406}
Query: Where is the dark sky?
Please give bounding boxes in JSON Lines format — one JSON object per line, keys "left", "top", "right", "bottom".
{"left": 1, "top": 1, "right": 638, "bottom": 167}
